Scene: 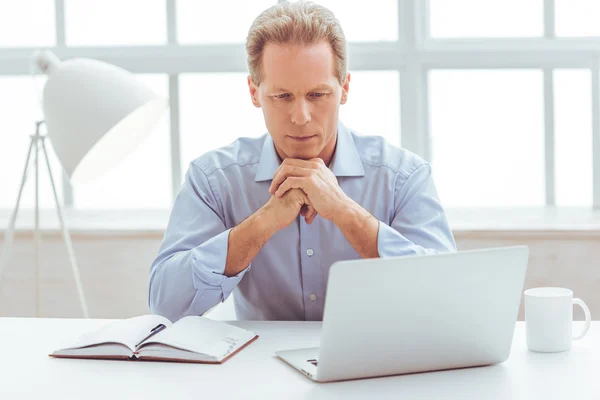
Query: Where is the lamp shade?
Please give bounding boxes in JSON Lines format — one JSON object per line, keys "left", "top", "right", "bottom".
{"left": 34, "top": 50, "right": 168, "bottom": 185}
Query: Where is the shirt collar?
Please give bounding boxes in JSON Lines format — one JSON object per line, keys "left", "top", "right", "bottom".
{"left": 254, "top": 121, "right": 365, "bottom": 182}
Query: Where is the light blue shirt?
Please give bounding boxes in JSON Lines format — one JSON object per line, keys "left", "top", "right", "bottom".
{"left": 149, "top": 122, "right": 456, "bottom": 322}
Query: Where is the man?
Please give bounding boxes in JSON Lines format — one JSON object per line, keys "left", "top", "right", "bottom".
{"left": 149, "top": 1, "right": 456, "bottom": 322}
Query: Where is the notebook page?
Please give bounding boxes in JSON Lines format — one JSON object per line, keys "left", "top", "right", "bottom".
{"left": 142, "top": 316, "right": 255, "bottom": 356}
{"left": 65, "top": 315, "right": 172, "bottom": 351}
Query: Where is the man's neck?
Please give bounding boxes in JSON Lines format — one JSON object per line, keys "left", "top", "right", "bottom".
{"left": 319, "top": 131, "right": 338, "bottom": 167}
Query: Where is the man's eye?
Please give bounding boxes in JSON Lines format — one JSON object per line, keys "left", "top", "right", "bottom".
{"left": 276, "top": 93, "right": 291, "bottom": 99}
{"left": 310, "top": 93, "right": 326, "bottom": 98}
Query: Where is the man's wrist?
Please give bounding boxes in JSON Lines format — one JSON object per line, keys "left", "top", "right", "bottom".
{"left": 225, "top": 204, "right": 279, "bottom": 277}
{"left": 332, "top": 198, "right": 381, "bottom": 259}
{"left": 331, "top": 197, "right": 362, "bottom": 226}
{"left": 256, "top": 204, "right": 283, "bottom": 236}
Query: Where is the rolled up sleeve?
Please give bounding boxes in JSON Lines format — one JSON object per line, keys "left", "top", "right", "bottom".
{"left": 189, "top": 229, "right": 249, "bottom": 300}
{"left": 149, "top": 163, "right": 250, "bottom": 322}
{"left": 377, "top": 163, "right": 456, "bottom": 257}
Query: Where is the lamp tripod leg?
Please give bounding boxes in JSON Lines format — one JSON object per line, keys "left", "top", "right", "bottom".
{"left": 34, "top": 134, "right": 40, "bottom": 317}
{"left": 40, "top": 138, "right": 89, "bottom": 318}
{"left": 0, "top": 137, "right": 35, "bottom": 296}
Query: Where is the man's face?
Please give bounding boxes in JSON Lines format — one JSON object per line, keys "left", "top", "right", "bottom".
{"left": 248, "top": 41, "right": 350, "bottom": 161}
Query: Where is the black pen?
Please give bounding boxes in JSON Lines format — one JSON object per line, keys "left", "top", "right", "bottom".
{"left": 135, "top": 324, "right": 167, "bottom": 347}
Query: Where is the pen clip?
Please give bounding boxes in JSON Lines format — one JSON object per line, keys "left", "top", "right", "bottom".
{"left": 135, "top": 323, "right": 166, "bottom": 348}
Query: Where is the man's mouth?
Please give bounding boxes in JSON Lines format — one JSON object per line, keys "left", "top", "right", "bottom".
{"left": 288, "top": 135, "right": 316, "bottom": 142}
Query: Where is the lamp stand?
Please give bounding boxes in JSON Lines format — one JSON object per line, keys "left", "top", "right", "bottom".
{"left": 0, "top": 121, "right": 89, "bottom": 318}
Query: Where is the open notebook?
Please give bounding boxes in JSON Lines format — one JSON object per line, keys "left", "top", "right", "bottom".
{"left": 50, "top": 315, "right": 258, "bottom": 364}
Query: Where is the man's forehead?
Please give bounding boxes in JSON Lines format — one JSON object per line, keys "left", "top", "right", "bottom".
{"left": 260, "top": 42, "right": 338, "bottom": 90}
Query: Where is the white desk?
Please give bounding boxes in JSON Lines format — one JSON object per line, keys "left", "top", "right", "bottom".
{"left": 0, "top": 318, "right": 598, "bottom": 399}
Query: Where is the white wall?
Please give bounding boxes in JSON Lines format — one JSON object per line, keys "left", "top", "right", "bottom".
{"left": 0, "top": 230, "right": 598, "bottom": 321}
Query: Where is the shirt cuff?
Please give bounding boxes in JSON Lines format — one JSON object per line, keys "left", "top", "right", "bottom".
{"left": 377, "top": 220, "right": 417, "bottom": 258}
{"left": 190, "top": 228, "right": 251, "bottom": 301}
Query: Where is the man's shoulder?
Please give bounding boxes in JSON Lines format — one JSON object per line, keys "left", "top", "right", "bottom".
{"left": 349, "top": 129, "right": 428, "bottom": 179}
{"left": 189, "top": 134, "right": 267, "bottom": 176}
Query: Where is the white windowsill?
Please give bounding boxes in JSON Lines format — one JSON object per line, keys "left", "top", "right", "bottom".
{"left": 0, "top": 208, "right": 171, "bottom": 236}
{"left": 0, "top": 207, "right": 600, "bottom": 236}
{"left": 445, "top": 207, "right": 600, "bottom": 232}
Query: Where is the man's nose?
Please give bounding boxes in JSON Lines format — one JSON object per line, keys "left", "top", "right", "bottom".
{"left": 290, "top": 99, "right": 311, "bottom": 125}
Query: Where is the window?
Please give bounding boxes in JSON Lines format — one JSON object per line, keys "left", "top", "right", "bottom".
{"left": 312, "top": 0, "right": 399, "bottom": 42}
{"left": 429, "top": 0, "right": 543, "bottom": 38}
{"left": 554, "top": 70, "right": 593, "bottom": 206}
{"left": 0, "top": 76, "right": 63, "bottom": 209}
{"left": 177, "top": 0, "right": 274, "bottom": 44}
{"left": 179, "top": 73, "right": 267, "bottom": 175}
{"left": 555, "top": 0, "right": 600, "bottom": 37}
{"left": 65, "top": 0, "right": 167, "bottom": 46}
{"left": 341, "top": 71, "right": 400, "bottom": 147}
{"left": 0, "top": 0, "right": 55, "bottom": 47}
{"left": 177, "top": 0, "right": 398, "bottom": 44}
{"left": 430, "top": 70, "right": 545, "bottom": 207}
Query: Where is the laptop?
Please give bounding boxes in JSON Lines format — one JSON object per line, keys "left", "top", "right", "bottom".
{"left": 275, "top": 246, "right": 529, "bottom": 383}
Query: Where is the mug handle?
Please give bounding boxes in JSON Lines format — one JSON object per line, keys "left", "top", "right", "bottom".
{"left": 573, "top": 298, "right": 591, "bottom": 341}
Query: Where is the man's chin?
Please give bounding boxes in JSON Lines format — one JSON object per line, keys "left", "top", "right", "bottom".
{"left": 285, "top": 149, "right": 320, "bottom": 160}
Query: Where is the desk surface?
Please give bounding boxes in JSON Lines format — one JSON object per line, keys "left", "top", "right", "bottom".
{"left": 0, "top": 318, "right": 598, "bottom": 399}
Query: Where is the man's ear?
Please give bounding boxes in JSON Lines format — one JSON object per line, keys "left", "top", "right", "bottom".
{"left": 340, "top": 72, "right": 350, "bottom": 105}
{"left": 248, "top": 76, "right": 261, "bottom": 108}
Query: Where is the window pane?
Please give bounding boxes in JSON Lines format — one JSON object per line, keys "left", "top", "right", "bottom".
{"left": 179, "top": 73, "right": 267, "bottom": 174}
{"left": 65, "top": 0, "right": 166, "bottom": 46}
{"left": 430, "top": 70, "right": 545, "bottom": 207}
{"left": 556, "top": 0, "right": 600, "bottom": 37}
{"left": 0, "top": 76, "right": 63, "bottom": 209}
{"left": 177, "top": 0, "right": 274, "bottom": 44}
{"left": 0, "top": 0, "right": 55, "bottom": 47}
{"left": 341, "top": 71, "right": 400, "bottom": 147}
{"left": 554, "top": 70, "right": 593, "bottom": 206}
{"left": 312, "top": 0, "right": 398, "bottom": 41}
{"left": 73, "top": 75, "right": 171, "bottom": 209}
{"left": 429, "top": 0, "right": 543, "bottom": 38}
{"left": 177, "top": 1, "right": 398, "bottom": 44}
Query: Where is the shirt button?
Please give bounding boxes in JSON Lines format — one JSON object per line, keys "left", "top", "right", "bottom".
{"left": 306, "top": 249, "right": 314, "bottom": 256}
{"left": 309, "top": 294, "right": 317, "bottom": 301}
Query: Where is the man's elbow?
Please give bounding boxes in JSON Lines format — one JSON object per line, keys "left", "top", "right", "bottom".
{"left": 148, "top": 281, "right": 178, "bottom": 322}
{"left": 148, "top": 281, "right": 221, "bottom": 322}
{"left": 147, "top": 254, "right": 182, "bottom": 321}
{"left": 147, "top": 252, "right": 227, "bottom": 321}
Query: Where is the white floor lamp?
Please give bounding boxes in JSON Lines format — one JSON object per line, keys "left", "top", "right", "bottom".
{"left": 0, "top": 50, "right": 168, "bottom": 318}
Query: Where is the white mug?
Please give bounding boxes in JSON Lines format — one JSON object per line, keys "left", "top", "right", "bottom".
{"left": 524, "top": 287, "right": 591, "bottom": 353}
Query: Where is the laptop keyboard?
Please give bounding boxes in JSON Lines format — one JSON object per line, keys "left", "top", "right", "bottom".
{"left": 307, "top": 359, "right": 318, "bottom": 366}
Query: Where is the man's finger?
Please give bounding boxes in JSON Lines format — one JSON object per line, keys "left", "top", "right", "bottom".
{"left": 271, "top": 159, "right": 304, "bottom": 180}
{"left": 304, "top": 208, "right": 317, "bottom": 224}
{"left": 269, "top": 165, "right": 310, "bottom": 194}
{"left": 275, "top": 177, "right": 304, "bottom": 197}
{"left": 281, "top": 158, "right": 317, "bottom": 168}
{"left": 306, "top": 211, "right": 318, "bottom": 224}
{"left": 270, "top": 159, "right": 320, "bottom": 189}
{"left": 310, "top": 158, "right": 326, "bottom": 166}
{"left": 304, "top": 204, "right": 313, "bottom": 216}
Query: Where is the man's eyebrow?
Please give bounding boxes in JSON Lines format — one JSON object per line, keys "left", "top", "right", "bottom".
{"left": 310, "top": 83, "right": 334, "bottom": 91}
{"left": 269, "top": 83, "right": 335, "bottom": 92}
